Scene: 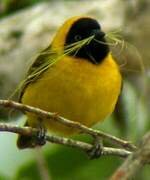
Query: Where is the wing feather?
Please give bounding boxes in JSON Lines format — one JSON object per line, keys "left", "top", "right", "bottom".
{"left": 19, "top": 45, "right": 56, "bottom": 102}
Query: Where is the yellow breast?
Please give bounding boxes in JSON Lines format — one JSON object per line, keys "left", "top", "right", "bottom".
{"left": 22, "top": 53, "right": 122, "bottom": 135}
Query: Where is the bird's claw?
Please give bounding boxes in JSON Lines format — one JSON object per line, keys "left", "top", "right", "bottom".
{"left": 86, "top": 137, "right": 103, "bottom": 159}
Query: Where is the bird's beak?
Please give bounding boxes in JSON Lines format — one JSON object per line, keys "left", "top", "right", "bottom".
{"left": 94, "top": 30, "right": 105, "bottom": 39}
{"left": 91, "top": 29, "right": 105, "bottom": 38}
{"left": 98, "top": 31, "right": 105, "bottom": 38}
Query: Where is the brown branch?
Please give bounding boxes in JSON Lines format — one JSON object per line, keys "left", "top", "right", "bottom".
{"left": 0, "top": 100, "right": 136, "bottom": 151}
{"left": 0, "top": 122, "right": 131, "bottom": 158}
{"left": 110, "top": 132, "right": 150, "bottom": 180}
{"left": 2, "top": 99, "right": 150, "bottom": 178}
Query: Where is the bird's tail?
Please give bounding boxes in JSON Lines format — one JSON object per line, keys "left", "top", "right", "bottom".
{"left": 17, "top": 121, "right": 36, "bottom": 149}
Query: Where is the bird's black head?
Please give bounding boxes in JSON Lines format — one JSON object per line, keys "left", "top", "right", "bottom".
{"left": 65, "top": 17, "right": 109, "bottom": 64}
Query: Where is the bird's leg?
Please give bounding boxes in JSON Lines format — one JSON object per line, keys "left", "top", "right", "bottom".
{"left": 86, "top": 136, "right": 103, "bottom": 159}
{"left": 33, "top": 118, "right": 47, "bottom": 146}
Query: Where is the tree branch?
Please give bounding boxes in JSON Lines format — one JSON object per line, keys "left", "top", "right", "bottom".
{"left": 0, "top": 122, "right": 131, "bottom": 158}
{"left": 0, "top": 100, "right": 136, "bottom": 151}
{"left": 1, "top": 99, "right": 150, "bottom": 176}
{"left": 110, "top": 132, "right": 150, "bottom": 179}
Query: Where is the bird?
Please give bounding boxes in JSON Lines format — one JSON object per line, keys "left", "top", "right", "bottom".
{"left": 17, "top": 16, "right": 122, "bottom": 150}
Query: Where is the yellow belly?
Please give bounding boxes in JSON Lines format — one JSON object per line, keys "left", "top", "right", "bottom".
{"left": 22, "top": 53, "right": 122, "bottom": 135}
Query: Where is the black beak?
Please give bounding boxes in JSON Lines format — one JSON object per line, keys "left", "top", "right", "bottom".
{"left": 95, "top": 31, "right": 105, "bottom": 39}
{"left": 91, "top": 29, "right": 105, "bottom": 38}
{"left": 98, "top": 31, "right": 105, "bottom": 38}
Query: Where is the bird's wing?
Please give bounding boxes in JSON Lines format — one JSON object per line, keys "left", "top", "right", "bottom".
{"left": 18, "top": 45, "right": 57, "bottom": 102}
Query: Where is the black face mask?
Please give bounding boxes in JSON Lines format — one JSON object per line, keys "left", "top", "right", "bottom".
{"left": 65, "top": 18, "right": 109, "bottom": 64}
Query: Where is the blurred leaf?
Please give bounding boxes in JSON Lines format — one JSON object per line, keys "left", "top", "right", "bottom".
{"left": 122, "top": 81, "right": 148, "bottom": 141}
{"left": 0, "top": 0, "right": 49, "bottom": 17}
{"left": 121, "top": 81, "right": 138, "bottom": 141}
{"left": 0, "top": 117, "right": 35, "bottom": 178}
{"left": 16, "top": 145, "right": 122, "bottom": 180}
{"left": 0, "top": 174, "right": 9, "bottom": 180}
{"left": 112, "top": 80, "right": 148, "bottom": 142}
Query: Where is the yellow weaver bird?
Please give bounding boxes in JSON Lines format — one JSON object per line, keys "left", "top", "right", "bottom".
{"left": 17, "top": 16, "right": 122, "bottom": 149}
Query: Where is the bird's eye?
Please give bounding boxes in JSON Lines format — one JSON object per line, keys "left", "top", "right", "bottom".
{"left": 90, "top": 29, "right": 100, "bottom": 36}
{"left": 74, "top": 35, "right": 82, "bottom": 41}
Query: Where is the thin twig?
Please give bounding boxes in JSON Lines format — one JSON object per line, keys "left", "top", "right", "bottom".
{"left": 0, "top": 100, "right": 137, "bottom": 151}
{"left": 0, "top": 122, "right": 131, "bottom": 158}
{"left": 35, "top": 148, "right": 52, "bottom": 180}
{"left": 110, "top": 132, "right": 150, "bottom": 180}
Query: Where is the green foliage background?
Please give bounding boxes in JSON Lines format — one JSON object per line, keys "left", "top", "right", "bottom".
{"left": 0, "top": 0, "right": 48, "bottom": 17}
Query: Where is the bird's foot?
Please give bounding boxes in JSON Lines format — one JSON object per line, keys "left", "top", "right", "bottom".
{"left": 32, "top": 119, "right": 47, "bottom": 147}
{"left": 86, "top": 137, "right": 103, "bottom": 159}
{"left": 35, "top": 126, "right": 47, "bottom": 146}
